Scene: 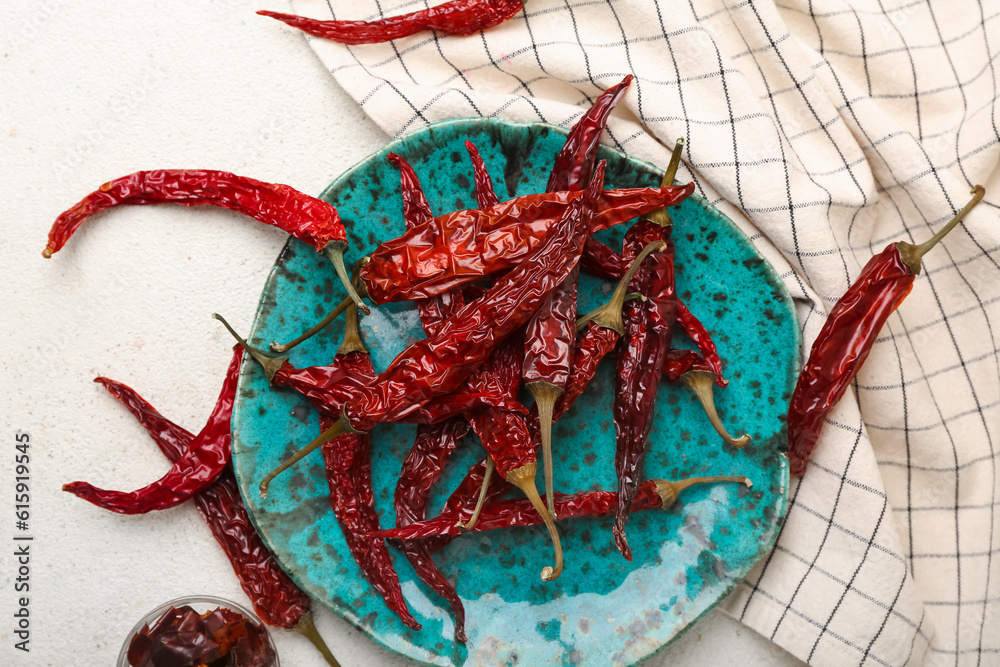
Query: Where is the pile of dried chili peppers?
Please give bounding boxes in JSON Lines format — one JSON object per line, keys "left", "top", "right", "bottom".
{"left": 50, "top": 76, "right": 762, "bottom": 643}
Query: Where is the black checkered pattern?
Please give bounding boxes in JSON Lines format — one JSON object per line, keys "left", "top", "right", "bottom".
{"left": 290, "top": 0, "right": 1000, "bottom": 663}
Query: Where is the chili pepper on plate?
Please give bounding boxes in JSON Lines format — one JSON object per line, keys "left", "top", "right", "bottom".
{"left": 42, "top": 169, "right": 365, "bottom": 313}
{"left": 263, "top": 163, "right": 614, "bottom": 582}
{"left": 91, "top": 375, "right": 341, "bottom": 666}
{"left": 523, "top": 75, "right": 634, "bottom": 520}
{"left": 611, "top": 141, "right": 686, "bottom": 561}
{"left": 373, "top": 476, "right": 751, "bottom": 541}
{"left": 62, "top": 347, "right": 242, "bottom": 515}
{"left": 788, "top": 186, "right": 985, "bottom": 477}
{"left": 258, "top": 0, "right": 525, "bottom": 45}
{"left": 272, "top": 179, "right": 694, "bottom": 351}
{"left": 388, "top": 152, "right": 470, "bottom": 641}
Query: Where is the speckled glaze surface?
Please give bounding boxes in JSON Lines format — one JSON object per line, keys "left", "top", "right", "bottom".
{"left": 231, "top": 118, "right": 799, "bottom": 667}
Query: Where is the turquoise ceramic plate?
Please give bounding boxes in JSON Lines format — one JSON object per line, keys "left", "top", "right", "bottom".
{"left": 232, "top": 119, "right": 798, "bottom": 666}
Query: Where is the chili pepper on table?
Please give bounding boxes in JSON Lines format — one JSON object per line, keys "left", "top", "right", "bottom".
{"left": 42, "top": 169, "right": 365, "bottom": 313}
{"left": 389, "top": 152, "right": 470, "bottom": 642}
{"left": 265, "top": 163, "right": 612, "bottom": 581}
{"left": 258, "top": 0, "right": 525, "bottom": 45}
{"left": 62, "top": 348, "right": 242, "bottom": 515}
{"left": 788, "top": 186, "right": 985, "bottom": 477}
{"left": 464, "top": 141, "right": 499, "bottom": 209}
{"left": 92, "top": 375, "right": 341, "bottom": 666}
{"left": 523, "top": 75, "right": 634, "bottom": 520}
{"left": 372, "top": 476, "right": 751, "bottom": 541}
{"left": 273, "top": 180, "right": 694, "bottom": 351}
{"left": 612, "top": 139, "right": 685, "bottom": 561}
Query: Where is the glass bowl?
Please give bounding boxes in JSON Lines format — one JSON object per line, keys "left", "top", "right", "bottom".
{"left": 117, "top": 595, "right": 279, "bottom": 667}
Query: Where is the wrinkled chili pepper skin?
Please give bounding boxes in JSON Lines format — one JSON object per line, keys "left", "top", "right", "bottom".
{"left": 360, "top": 183, "right": 694, "bottom": 304}
{"left": 44, "top": 170, "right": 345, "bottom": 257}
{"left": 559, "top": 324, "right": 620, "bottom": 420}
{"left": 581, "top": 236, "right": 624, "bottom": 280}
{"left": 662, "top": 348, "right": 713, "bottom": 382}
{"left": 788, "top": 246, "right": 915, "bottom": 477}
{"left": 612, "top": 222, "right": 675, "bottom": 561}
{"left": 374, "top": 481, "right": 664, "bottom": 540}
{"left": 344, "top": 163, "right": 608, "bottom": 432}
{"left": 465, "top": 141, "right": 499, "bottom": 209}
{"left": 258, "top": 0, "right": 525, "bottom": 45}
{"left": 675, "top": 300, "right": 727, "bottom": 387}
{"left": 579, "top": 237, "right": 727, "bottom": 388}
{"left": 394, "top": 418, "right": 469, "bottom": 641}
{"left": 273, "top": 357, "right": 523, "bottom": 425}
{"left": 320, "top": 430, "right": 421, "bottom": 630}
{"left": 523, "top": 76, "right": 635, "bottom": 387}
{"left": 94, "top": 376, "right": 311, "bottom": 629}
{"left": 63, "top": 349, "right": 242, "bottom": 514}
{"left": 546, "top": 76, "right": 634, "bottom": 193}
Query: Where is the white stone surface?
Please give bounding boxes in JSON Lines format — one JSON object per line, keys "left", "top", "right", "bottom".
{"left": 0, "top": 2, "right": 802, "bottom": 665}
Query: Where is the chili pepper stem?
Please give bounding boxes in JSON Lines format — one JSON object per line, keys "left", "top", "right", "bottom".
{"left": 270, "top": 295, "right": 353, "bottom": 353}
{"left": 681, "top": 370, "right": 751, "bottom": 448}
{"left": 337, "top": 300, "right": 368, "bottom": 356}
{"left": 505, "top": 462, "right": 564, "bottom": 581}
{"left": 322, "top": 240, "right": 370, "bottom": 315}
{"left": 292, "top": 611, "right": 342, "bottom": 667}
{"left": 259, "top": 412, "right": 365, "bottom": 499}
{"left": 577, "top": 240, "right": 666, "bottom": 334}
{"left": 896, "top": 185, "right": 985, "bottom": 275}
{"left": 526, "top": 381, "right": 564, "bottom": 520}
{"left": 212, "top": 313, "right": 288, "bottom": 383}
{"left": 456, "top": 457, "right": 495, "bottom": 531}
{"left": 653, "top": 475, "right": 751, "bottom": 509}
{"left": 646, "top": 138, "right": 685, "bottom": 227}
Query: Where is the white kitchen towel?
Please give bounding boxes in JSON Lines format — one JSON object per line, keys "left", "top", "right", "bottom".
{"left": 282, "top": 0, "right": 1000, "bottom": 664}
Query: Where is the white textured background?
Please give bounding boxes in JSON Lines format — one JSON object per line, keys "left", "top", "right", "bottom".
{"left": 0, "top": 2, "right": 801, "bottom": 665}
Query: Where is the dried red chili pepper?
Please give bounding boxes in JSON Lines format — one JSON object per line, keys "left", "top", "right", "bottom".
{"left": 94, "top": 376, "right": 339, "bottom": 665}
{"left": 581, "top": 236, "right": 623, "bottom": 280}
{"left": 524, "top": 75, "right": 634, "bottom": 519}
{"left": 660, "top": 349, "right": 749, "bottom": 448}
{"left": 388, "top": 153, "right": 470, "bottom": 641}
{"left": 320, "top": 303, "right": 421, "bottom": 631}
{"left": 42, "top": 169, "right": 363, "bottom": 313}
{"left": 271, "top": 181, "right": 690, "bottom": 352}
{"left": 675, "top": 300, "right": 727, "bottom": 387}
{"left": 63, "top": 348, "right": 242, "bottom": 515}
{"left": 258, "top": 0, "right": 525, "bottom": 45}
{"left": 321, "top": 420, "right": 422, "bottom": 631}
{"left": 464, "top": 141, "right": 499, "bottom": 209}
{"left": 266, "top": 164, "right": 613, "bottom": 581}
{"left": 612, "top": 140, "right": 685, "bottom": 561}
{"left": 788, "top": 186, "right": 985, "bottom": 477}
{"left": 373, "top": 476, "right": 751, "bottom": 540}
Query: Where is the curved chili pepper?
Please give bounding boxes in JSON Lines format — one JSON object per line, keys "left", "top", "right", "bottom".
{"left": 612, "top": 140, "right": 686, "bottom": 561}
{"left": 464, "top": 141, "right": 499, "bottom": 209}
{"left": 661, "top": 350, "right": 750, "bottom": 448}
{"left": 675, "top": 300, "right": 727, "bottom": 387}
{"left": 268, "top": 164, "right": 613, "bottom": 581}
{"left": 322, "top": 426, "right": 421, "bottom": 631}
{"left": 62, "top": 348, "right": 242, "bottom": 514}
{"left": 389, "top": 153, "right": 470, "bottom": 641}
{"left": 92, "top": 377, "right": 340, "bottom": 665}
{"left": 271, "top": 181, "right": 691, "bottom": 352}
{"left": 789, "top": 186, "right": 985, "bottom": 477}
{"left": 373, "top": 476, "right": 751, "bottom": 540}
{"left": 258, "top": 0, "right": 525, "bottom": 45}
{"left": 523, "top": 75, "right": 635, "bottom": 519}
{"left": 42, "top": 169, "right": 363, "bottom": 313}
{"left": 322, "top": 304, "right": 421, "bottom": 631}
{"left": 360, "top": 183, "right": 692, "bottom": 305}
{"left": 581, "top": 236, "right": 623, "bottom": 280}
